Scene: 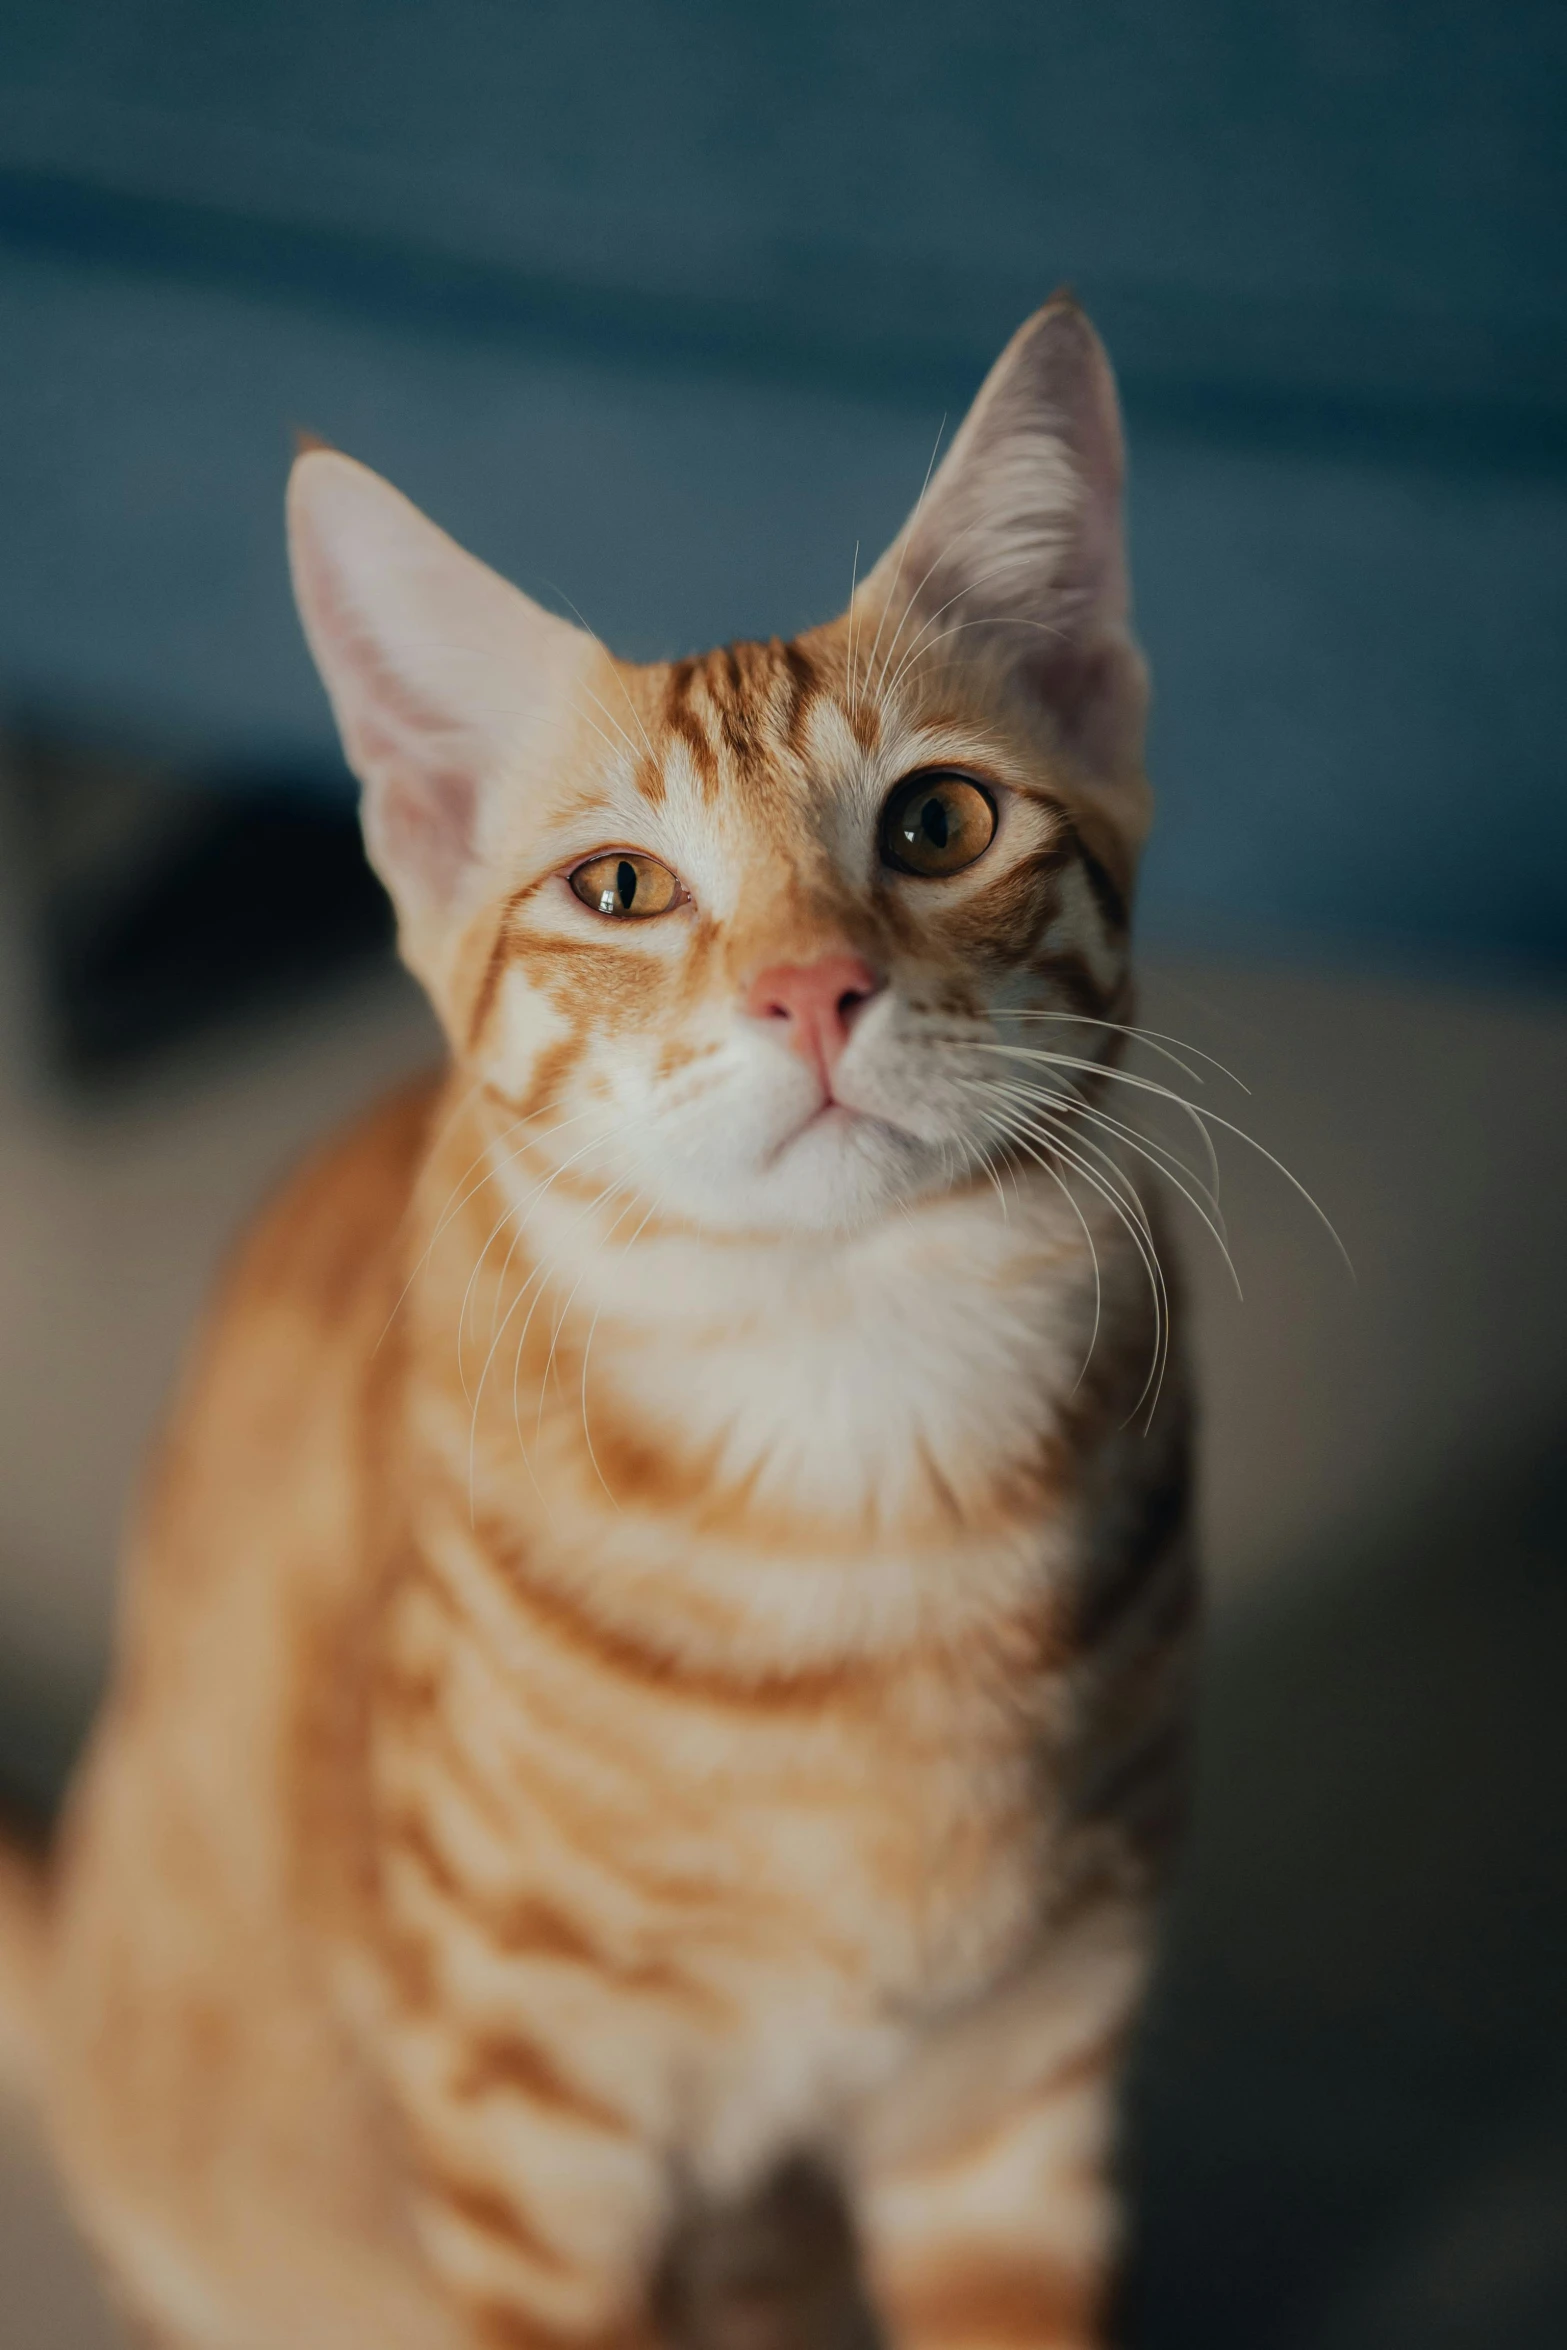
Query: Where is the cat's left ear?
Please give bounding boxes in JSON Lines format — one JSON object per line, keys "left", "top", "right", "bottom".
{"left": 859, "top": 297, "right": 1150, "bottom": 851}
{"left": 287, "top": 449, "right": 595, "bottom": 972}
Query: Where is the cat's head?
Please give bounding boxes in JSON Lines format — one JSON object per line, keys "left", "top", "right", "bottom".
{"left": 288, "top": 298, "right": 1150, "bottom": 1236}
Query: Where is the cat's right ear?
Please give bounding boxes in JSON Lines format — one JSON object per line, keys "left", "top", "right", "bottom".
{"left": 287, "top": 450, "right": 593, "bottom": 952}
{"left": 856, "top": 299, "right": 1150, "bottom": 862}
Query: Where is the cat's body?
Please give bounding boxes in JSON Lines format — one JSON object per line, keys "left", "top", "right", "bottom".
{"left": 7, "top": 301, "right": 1197, "bottom": 2350}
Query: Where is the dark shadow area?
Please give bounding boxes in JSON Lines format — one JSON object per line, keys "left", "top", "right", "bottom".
{"left": 6, "top": 735, "right": 391, "bottom": 1084}
{"left": 0, "top": 1681, "right": 78, "bottom": 1839}
{"left": 1122, "top": 1429, "right": 1567, "bottom": 2349}
{"left": 655, "top": 2156, "right": 882, "bottom": 2350}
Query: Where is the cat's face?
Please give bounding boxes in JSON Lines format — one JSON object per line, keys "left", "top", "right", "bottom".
{"left": 289, "top": 299, "right": 1152, "bottom": 1236}
{"left": 447, "top": 634, "right": 1133, "bottom": 1235}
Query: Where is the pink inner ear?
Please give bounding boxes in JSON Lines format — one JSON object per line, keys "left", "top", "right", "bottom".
{"left": 289, "top": 446, "right": 606, "bottom": 934}
{"left": 335, "top": 641, "right": 485, "bottom": 906}
{"left": 371, "top": 762, "right": 479, "bottom": 905}
{"left": 301, "top": 532, "right": 485, "bottom": 906}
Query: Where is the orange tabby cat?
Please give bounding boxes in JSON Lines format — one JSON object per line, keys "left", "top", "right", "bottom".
{"left": 1, "top": 298, "right": 1194, "bottom": 2350}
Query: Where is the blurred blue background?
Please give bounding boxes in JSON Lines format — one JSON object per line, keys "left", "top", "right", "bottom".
{"left": 1, "top": 0, "right": 1563, "bottom": 975}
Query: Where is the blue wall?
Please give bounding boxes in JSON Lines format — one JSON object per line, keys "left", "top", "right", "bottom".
{"left": 0, "top": 1, "right": 1563, "bottom": 973}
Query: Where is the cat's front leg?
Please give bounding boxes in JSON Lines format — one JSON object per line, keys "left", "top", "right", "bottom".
{"left": 396, "top": 2060, "right": 671, "bottom": 2350}
{"left": 858, "top": 2085, "right": 1120, "bottom": 2350}
{"left": 853, "top": 1910, "right": 1147, "bottom": 2350}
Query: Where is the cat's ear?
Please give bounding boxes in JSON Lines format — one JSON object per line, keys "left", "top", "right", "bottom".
{"left": 287, "top": 449, "right": 593, "bottom": 935}
{"left": 859, "top": 297, "right": 1149, "bottom": 841}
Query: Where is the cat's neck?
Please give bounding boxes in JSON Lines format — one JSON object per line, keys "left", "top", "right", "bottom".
{"left": 396, "top": 1083, "right": 1136, "bottom": 1669}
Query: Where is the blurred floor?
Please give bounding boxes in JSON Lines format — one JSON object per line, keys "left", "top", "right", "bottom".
{"left": 0, "top": 916, "right": 1564, "bottom": 2346}
{"left": 1128, "top": 1428, "right": 1567, "bottom": 2350}
{"left": 0, "top": 2095, "right": 123, "bottom": 2349}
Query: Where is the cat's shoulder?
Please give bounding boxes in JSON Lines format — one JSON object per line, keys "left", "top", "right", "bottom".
{"left": 118, "top": 1072, "right": 446, "bottom": 1607}
{"left": 157, "top": 1072, "right": 446, "bottom": 1440}
{"left": 226, "top": 1070, "right": 444, "bottom": 1315}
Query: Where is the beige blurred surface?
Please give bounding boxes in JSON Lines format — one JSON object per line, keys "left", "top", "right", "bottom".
{"left": 1, "top": 946, "right": 1565, "bottom": 2343}
{"left": 0, "top": 2097, "right": 123, "bottom": 2350}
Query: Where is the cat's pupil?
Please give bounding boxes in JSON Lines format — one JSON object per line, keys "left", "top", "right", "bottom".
{"left": 920, "top": 796, "right": 950, "bottom": 849}
{"left": 617, "top": 859, "right": 637, "bottom": 911}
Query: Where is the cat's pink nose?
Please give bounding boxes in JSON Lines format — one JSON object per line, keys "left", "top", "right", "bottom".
{"left": 744, "top": 953, "right": 882, "bottom": 1084}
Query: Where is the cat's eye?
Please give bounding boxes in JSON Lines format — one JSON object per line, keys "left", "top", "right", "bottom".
{"left": 880, "top": 773, "right": 997, "bottom": 877}
{"left": 569, "top": 852, "right": 682, "bottom": 920}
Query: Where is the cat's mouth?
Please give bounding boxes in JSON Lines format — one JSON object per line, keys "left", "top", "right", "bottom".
{"left": 767, "top": 1093, "right": 856, "bottom": 1163}
{"left": 771, "top": 1087, "right": 912, "bottom": 1167}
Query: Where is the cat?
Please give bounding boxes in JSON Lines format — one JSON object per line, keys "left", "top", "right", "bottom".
{"left": 0, "top": 296, "right": 1195, "bottom": 2350}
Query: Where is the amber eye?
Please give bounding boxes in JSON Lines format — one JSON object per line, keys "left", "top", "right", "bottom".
{"left": 880, "top": 773, "right": 997, "bottom": 877}
{"left": 569, "top": 852, "right": 681, "bottom": 919}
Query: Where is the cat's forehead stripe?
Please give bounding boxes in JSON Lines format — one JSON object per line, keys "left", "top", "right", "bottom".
{"left": 660, "top": 655, "right": 718, "bottom": 792}
{"left": 649, "top": 636, "right": 835, "bottom": 802}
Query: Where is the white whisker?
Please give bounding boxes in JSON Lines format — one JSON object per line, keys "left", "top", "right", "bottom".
{"left": 982, "top": 1073, "right": 1242, "bottom": 1302}
{"left": 542, "top": 581, "right": 658, "bottom": 763}
{"left": 973, "top": 1093, "right": 1170, "bottom": 1425}
{"left": 845, "top": 538, "right": 862, "bottom": 716}
{"left": 880, "top": 605, "right": 1069, "bottom": 710}
{"left": 995, "top": 1010, "right": 1251, "bottom": 1093}
{"left": 866, "top": 501, "right": 1005, "bottom": 703}
{"left": 375, "top": 1090, "right": 581, "bottom": 1354}
{"left": 860, "top": 415, "right": 948, "bottom": 706}
{"left": 971, "top": 1044, "right": 1352, "bottom": 1276}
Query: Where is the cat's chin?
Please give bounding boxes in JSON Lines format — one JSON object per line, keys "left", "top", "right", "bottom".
{"left": 729, "top": 1101, "right": 949, "bottom": 1236}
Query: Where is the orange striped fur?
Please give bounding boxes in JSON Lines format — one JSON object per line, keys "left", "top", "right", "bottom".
{"left": 35, "top": 300, "right": 1195, "bottom": 2350}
